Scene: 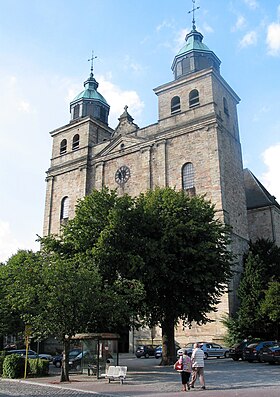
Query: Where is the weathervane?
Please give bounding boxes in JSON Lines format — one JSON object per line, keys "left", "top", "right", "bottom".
{"left": 188, "top": 0, "right": 200, "bottom": 31}
{"left": 88, "top": 50, "right": 97, "bottom": 75}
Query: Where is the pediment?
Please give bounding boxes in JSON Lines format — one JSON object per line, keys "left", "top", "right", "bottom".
{"left": 97, "top": 134, "right": 146, "bottom": 157}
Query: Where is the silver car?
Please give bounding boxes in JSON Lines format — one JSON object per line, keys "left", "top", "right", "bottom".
{"left": 178, "top": 342, "right": 229, "bottom": 359}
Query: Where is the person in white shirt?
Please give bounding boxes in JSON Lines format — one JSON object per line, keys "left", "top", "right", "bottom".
{"left": 189, "top": 343, "right": 206, "bottom": 390}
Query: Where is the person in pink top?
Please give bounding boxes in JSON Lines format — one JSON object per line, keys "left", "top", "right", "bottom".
{"left": 174, "top": 349, "right": 192, "bottom": 391}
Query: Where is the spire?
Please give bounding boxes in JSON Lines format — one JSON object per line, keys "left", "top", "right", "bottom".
{"left": 88, "top": 50, "right": 97, "bottom": 77}
{"left": 188, "top": 0, "right": 200, "bottom": 31}
{"left": 171, "top": 1, "right": 221, "bottom": 80}
{"left": 69, "top": 51, "right": 110, "bottom": 124}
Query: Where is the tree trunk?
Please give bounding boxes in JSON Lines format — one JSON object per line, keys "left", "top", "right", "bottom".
{"left": 60, "top": 337, "right": 70, "bottom": 382}
{"left": 160, "top": 315, "right": 176, "bottom": 365}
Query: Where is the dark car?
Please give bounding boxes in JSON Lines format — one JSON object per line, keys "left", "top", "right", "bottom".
{"left": 243, "top": 341, "right": 277, "bottom": 362}
{"left": 135, "top": 345, "right": 155, "bottom": 358}
{"left": 259, "top": 343, "right": 280, "bottom": 364}
{"left": 155, "top": 343, "right": 181, "bottom": 359}
{"left": 7, "top": 349, "right": 38, "bottom": 359}
{"left": 229, "top": 340, "right": 256, "bottom": 361}
{"left": 52, "top": 348, "right": 82, "bottom": 368}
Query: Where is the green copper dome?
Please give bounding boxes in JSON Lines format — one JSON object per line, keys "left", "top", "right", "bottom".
{"left": 171, "top": 29, "right": 221, "bottom": 80}
{"left": 70, "top": 72, "right": 110, "bottom": 124}
{"left": 71, "top": 73, "right": 108, "bottom": 105}
{"left": 177, "top": 30, "right": 212, "bottom": 56}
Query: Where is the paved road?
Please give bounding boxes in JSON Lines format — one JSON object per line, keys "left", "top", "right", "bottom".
{"left": 0, "top": 357, "right": 279, "bottom": 396}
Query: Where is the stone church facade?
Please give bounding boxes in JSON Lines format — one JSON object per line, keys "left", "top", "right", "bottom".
{"left": 43, "top": 25, "right": 279, "bottom": 347}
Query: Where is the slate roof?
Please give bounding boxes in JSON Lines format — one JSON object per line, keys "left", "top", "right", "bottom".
{"left": 243, "top": 168, "right": 280, "bottom": 210}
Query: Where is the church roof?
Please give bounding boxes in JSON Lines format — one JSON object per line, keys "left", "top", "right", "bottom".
{"left": 176, "top": 29, "right": 217, "bottom": 57}
{"left": 71, "top": 72, "right": 108, "bottom": 105}
{"left": 243, "top": 168, "right": 280, "bottom": 210}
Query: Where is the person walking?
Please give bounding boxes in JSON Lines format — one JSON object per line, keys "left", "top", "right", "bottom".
{"left": 189, "top": 342, "right": 206, "bottom": 390}
{"left": 174, "top": 349, "right": 192, "bottom": 391}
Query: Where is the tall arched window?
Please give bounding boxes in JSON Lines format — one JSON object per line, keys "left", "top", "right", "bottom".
{"left": 182, "top": 162, "right": 196, "bottom": 195}
{"left": 60, "top": 139, "right": 67, "bottom": 155}
{"left": 60, "top": 196, "right": 69, "bottom": 220}
{"left": 171, "top": 96, "right": 181, "bottom": 114}
{"left": 72, "top": 134, "right": 80, "bottom": 150}
{"left": 189, "top": 89, "right": 200, "bottom": 107}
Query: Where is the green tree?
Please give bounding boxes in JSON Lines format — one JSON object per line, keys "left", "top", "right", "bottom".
{"left": 80, "top": 187, "right": 233, "bottom": 364}
{"left": 3, "top": 248, "right": 144, "bottom": 381}
{"left": 260, "top": 281, "right": 280, "bottom": 339}
{"left": 225, "top": 239, "right": 280, "bottom": 342}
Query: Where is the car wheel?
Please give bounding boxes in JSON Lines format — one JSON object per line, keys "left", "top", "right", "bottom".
{"left": 55, "top": 361, "right": 61, "bottom": 368}
{"left": 248, "top": 360, "right": 253, "bottom": 363}
{"left": 204, "top": 353, "right": 208, "bottom": 359}
{"left": 145, "top": 353, "right": 149, "bottom": 358}
{"left": 232, "top": 357, "right": 239, "bottom": 361}
{"left": 224, "top": 352, "right": 230, "bottom": 358}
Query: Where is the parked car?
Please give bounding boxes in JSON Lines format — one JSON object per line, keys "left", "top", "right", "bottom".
{"left": 243, "top": 341, "right": 277, "bottom": 362}
{"left": 52, "top": 348, "right": 82, "bottom": 368}
{"left": 229, "top": 340, "right": 258, "bottom": 361}
{"left": 259, "top": 343, "right": 280, "bottom": 364}
{"left": 6, "top": 349, "right": 52, "bottom": 360}
{"left": 178, "top": 342, "right": 229, "bottom": 359}
{"left": 135, "top": 345, "right": 155, "bottom": 358}
{"left": 155, "top": 343, "right": 181, "bottom": 359}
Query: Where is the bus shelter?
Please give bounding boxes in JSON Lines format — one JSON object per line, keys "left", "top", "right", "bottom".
{"left": 71, "top": 333, "right": 120, "bottom": 378}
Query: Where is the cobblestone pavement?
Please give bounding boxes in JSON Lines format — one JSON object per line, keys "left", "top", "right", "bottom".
{"left": 0, "top": 357, "right": 279, "bottom": 397}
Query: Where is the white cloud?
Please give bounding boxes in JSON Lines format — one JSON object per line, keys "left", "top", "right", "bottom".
{"left": 0, "top": 220, "right": 38, "bottom": 263}
{"left": 244, "top": 0, "right": 259, "bottom": 10}
{"left": 18, "top": 100, "right": 32, "bottom": 113}
{"left": 261, "top": 144, "right": 280, "bottom": 202}
{"left": 266, "top": 22, "right": 280, "bottom": 56}
{"left": 232, "top": 15, "right": 246, "bottom": 31}
{"left": 97, "top": 75, "right": 144, "bottom": 127}
{"left": 156, "top": 19, "right": 175, "bottom": 32}
{"left": 202, "top": 23, "right": 214, "bottom": 34}
{"left": 123, "top": 55, "right": 145, "bottom": 73}
{"left": 239, "top": 31, "right": 257, "bottom": 47}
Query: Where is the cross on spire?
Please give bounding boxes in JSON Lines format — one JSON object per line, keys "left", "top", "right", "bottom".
{"left": 188, "top": 0, "right": 200, "bottom": 31}
{"left": 88, "top": 50, "right": 97, "bottom": 75}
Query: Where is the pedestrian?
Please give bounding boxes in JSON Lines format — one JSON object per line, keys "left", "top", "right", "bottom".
{"left": 189, "top": 342, "right": 206, "bottom": 390}
{"left": 174, "top": 349, "right": 192, "bottom": 392}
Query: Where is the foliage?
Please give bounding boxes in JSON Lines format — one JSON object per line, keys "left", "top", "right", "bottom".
{"left": 88, "top": 187, "right": 233, "bottom": 364}
{"left": 221, "top": 314, "right": 244, "bottom": 347}
{"left": 261, "top": 281, "right": 280, "bottom": 322}
{"left": 28, "top": 358, "right": 49, "bottom": 376}
{"left": 224, "top": 239, "right": 280, "bottom": 342}
{"left": 0, "top": 255, "right": 26, "bottom": 339}
{"left": 2, "top": 354, "right": 26, "bottom": 378}
{"left": 0, "top": 353, "right": 5, "bottom": 376}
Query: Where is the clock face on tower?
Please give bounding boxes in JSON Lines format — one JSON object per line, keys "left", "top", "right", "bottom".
{"left": 115, "top": 165, "right": 130, "bottom": 185}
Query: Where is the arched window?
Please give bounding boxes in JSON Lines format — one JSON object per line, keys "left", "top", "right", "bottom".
{"left": 189, "top": 89, "right": 200, "bottom": 107}
{"left": 223, "top": 97, "right": 229, "bottom": 115}
{"left": 72, "top": 134, "right": 80, "bottom": 150}
{"left": 60, "top": 139, "right": 67, "bottom": 155}
{"left": 171, "top": 96, "right": 181, "bottom": 114}
{"left": 182, "top": 162, "right": 196, "bottom": 196}
{"left": 60, "top": 196, "right": 69, "bottom": 220}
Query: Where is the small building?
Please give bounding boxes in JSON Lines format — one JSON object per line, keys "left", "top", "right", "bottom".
{"left": 71, "top": 333, "right": 120, "bottom": 378}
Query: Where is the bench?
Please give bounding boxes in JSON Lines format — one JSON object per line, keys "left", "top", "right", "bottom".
{"left": 100, "top": 365, "right": 127, "bottom": 384}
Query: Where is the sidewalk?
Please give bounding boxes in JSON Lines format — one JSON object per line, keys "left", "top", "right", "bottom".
{"left": 2, "top": 354, "right": 280, "bottom": 397}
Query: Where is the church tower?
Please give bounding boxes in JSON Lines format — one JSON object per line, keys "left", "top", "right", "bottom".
{"left": 43, "top": 63, "right": 114, "bottom": 237}
{"left": 43, "top": 12, "right": 249, "bottom": 343}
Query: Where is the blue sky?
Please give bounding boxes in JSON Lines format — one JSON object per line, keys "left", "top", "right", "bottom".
{"left": 1, "top": 0, "right": 280, "bottom": 262}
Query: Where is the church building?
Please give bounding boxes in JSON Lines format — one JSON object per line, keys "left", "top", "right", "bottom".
{"left": 43, "top": 18, "right": 280, "bottom": 347}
